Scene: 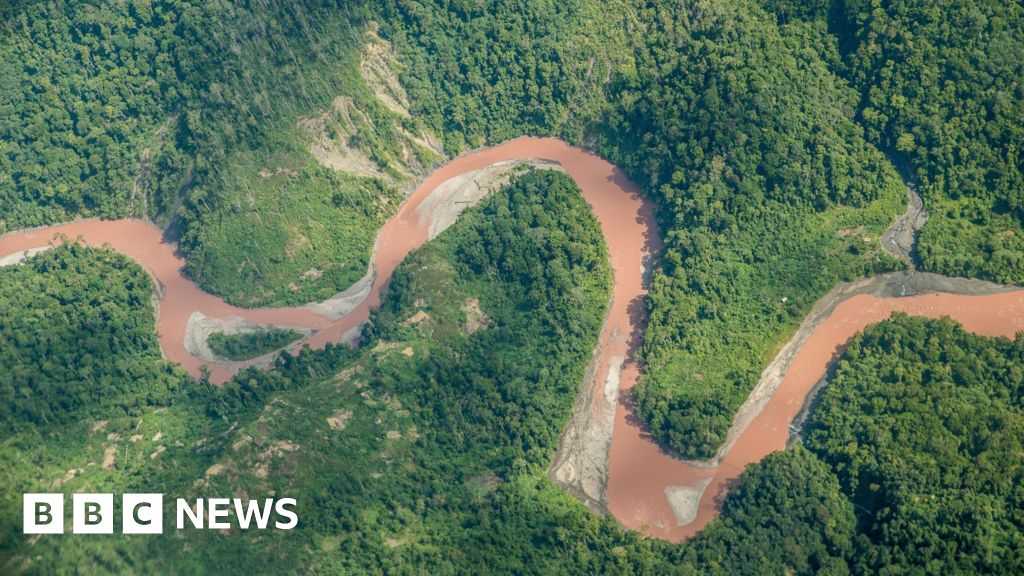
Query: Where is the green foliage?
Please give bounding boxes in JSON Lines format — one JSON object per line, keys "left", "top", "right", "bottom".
{"left": 682, "top": 448, "right": 856, "bottom": 576}
{"left": 183, "top": 156, "right": 400, "bottom": 306}
{"left": 0, "top": 1, "right": 191, "bottom": 229}
{"left": 917, "top": 195, "right": 1024, "bottom": 285}
{"left": 598, "top": 0, "right": 905, "bottom": 458}
{"left": 207, "top": 327, "right": 302, "bottom": 361}
{"left": 805, "top": 314, "right": 1024, "bottom": 574}
{"left": 0, "top": 244, "right": 190, "bottom": 433}
{"left": 168, "top": 0, "right": 423, "bottom": 307}
{"left": 0, "top": 0, "right": 424, "bottom": 307}
{"left": 762, "top": 0, "right": 1024, "bottom": 283}
{"left": 376, "top": 0, "right": 637, "bottom": 152}
{"left": 758, "top": 0, "right": 835, "bottom": 25}
{"left": 653, "top": 315, "right": 1024, "bottom": 575}
{"left": 367, "top": 171, "right": 611, "bottom": 473}
{"left": 839, "top": 0, "right": 1024, "bottom": 213}
{"left": 3, "top": 0, "right": 1024, "bottom": 572}
{"left": 0, "top": 169, "right": 628, "bottom": 573}
{"left": 862, "top": 0, "right": 1024, "bottom": 282}
{"left": 3, "top": 177, "right": 1022, "bottom": 576}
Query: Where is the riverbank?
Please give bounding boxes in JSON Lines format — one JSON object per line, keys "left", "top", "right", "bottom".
{"left": 1, "top": 138, "right": 1021, "bottom": 545}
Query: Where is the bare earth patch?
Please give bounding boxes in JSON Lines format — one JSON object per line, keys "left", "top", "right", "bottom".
{"left": 549, "top": 350, "right": 624, "bottom": 512}
{"left": 0, "top": 246, "right": 51, "bottom": 267}
{"left": 327, "top": 410, "right": 354, "bottom": 431}
{"left": 416, "top": 159, "right": 565, "bottom": 240}
{"left": 205, "top": 463, "right": 227, "bottom": 477}
{"left": 305, "top": 266, "right": 375, "bottom": 320}
{"left": 461, "top": 298, "right": 491, "bottom": 334}
{"left": 52, "top": 468, "right": 83, "bottom": 489}
{"left": 665, "top": 479, "right": 712, "bottom": 527}
{"left": 300, "top": 96, "right": 385, "bottom": 178}
{"left": 102, "top": 446, "right": 117, "bottom": 470}
{"left": 403, "top": 310, "right": 430, "bottom": 328}
{"left": 880, "top": 179, "right": 928, "bottom": 266}
{"left": 360, "top": 26, "right": 412, "bottom": 117}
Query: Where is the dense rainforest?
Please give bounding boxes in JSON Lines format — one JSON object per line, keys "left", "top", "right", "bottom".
{"left": 1, "top": 0, "right": 433, "bottom": 307}
{"left": 2, "top": 0, "right": 1023, "bottom": 572}
{"left": 3, "top": 176, "right": 1021, "bottom": 574}
{"left": 760, "top": 0, "right": 1024, "bottom": 282}
{"left": 0, "top": 244, "right": 190, "bottom": 432}
{"left": 594, "top": 0, "right": 906, "bottom": 458}
{"left": 803, "top": 314, "right": 1024, "bottom": 573}
{"left": 3, "top": 0, "right": 1020, "bottom": 456}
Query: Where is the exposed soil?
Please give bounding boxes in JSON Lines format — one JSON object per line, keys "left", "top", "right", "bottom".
{"left": 327, "top": 410, "right": 353, "bottom": 431}
{"left": 183, "top": 312, "right": 317, "bottom": 367}
{"left": 300, "top": 28, "right": 442, "bottom": 186}
{"left": 300, "top": 96, "right": 386, "bottom": 178}
{"left": 415, "top": 159, "right": 564, "bottom": 240}
{"left": 880, "top": 179, "right": 928, "bottom": 266}
{"left": 360, "top": 27, "right": 412, "bottom": 118}
{"left": 460, "top": 298, "right": 491, "bottom": 335}
{"left": 304, "top": 264, "right": 375, "bottom": 320}
{"left": 0, "top": 247, "right": 51, "bottom": 267}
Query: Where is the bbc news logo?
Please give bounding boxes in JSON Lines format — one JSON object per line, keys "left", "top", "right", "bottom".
{"left": 24, "top": 494, "right": 297, "bottom": 534}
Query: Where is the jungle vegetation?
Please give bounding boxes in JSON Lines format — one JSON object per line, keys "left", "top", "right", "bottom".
{"left": 596, "top": 0, "right": 906, "bottom": 458}
{"left": 1, "top": 0, "right": 1022, "bottom": 571}
{"left": 3, "top": 0, "right": 1020, "bottom": 456}
{"left": 760, "top": 0, "right": 1024, "bottom": 282}
{"left": 207, "top": 327, "right": 303, "bottom": 362}
{"left": 0, "top": 244, "right": 190, "bottom": 433}
{"left": 1, "top": 176, "right": 1022, "bottom": 574}
{"left": 803, "top": 314, "right": 1024, "bottom": 574}
{"left": 0, "top": 0, "right": 429, "bottom": 307}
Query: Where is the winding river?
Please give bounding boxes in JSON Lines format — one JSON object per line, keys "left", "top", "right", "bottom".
{"left": 1, "top": 137, "right": 1022, "bottom": 542}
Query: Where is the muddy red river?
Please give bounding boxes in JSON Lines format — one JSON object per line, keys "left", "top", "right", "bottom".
{"left": 1, "top": 137, "right": 1022, "bottom": 543}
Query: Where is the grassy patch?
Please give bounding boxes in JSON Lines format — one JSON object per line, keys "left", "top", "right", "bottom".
{"left": 208, "top": 328, "right": 304, "bottom": 361}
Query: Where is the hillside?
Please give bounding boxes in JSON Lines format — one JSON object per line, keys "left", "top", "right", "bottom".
{"left": 760, "top": 0, "right": 1024, "bottom": 283}
{"left": 4, "top": 180, "right": 1021, "bottom": 575}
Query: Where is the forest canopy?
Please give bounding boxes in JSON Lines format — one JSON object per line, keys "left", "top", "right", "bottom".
{"left": 3, "top": 183, "right": 1020, "bottom": 575}
{"left": 0, "top": 244, "right": 190, "bottom": 433}
{"left": 759, "top": 0, "right": 1024, "bottom": 283}
{"left": 0, "top": 0, "right": 1022, "bottom": 571}
{"left": 596, "top": 0, "right": 906, "bottom": 458}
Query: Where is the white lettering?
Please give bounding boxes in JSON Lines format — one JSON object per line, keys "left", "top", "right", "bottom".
{"left": 233, "top": 499, "right": 274, "bottom": 529}
{"left": 274, "top": 498, "right": 298, "bottom": 530}
{"left": 207, "top": 498, "right": 231, "bottom": 529}
{"left": 176, "top": 498, "right": 203, "bottom": 529}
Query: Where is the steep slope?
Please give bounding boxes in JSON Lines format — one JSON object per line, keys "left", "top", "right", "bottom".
{"left": 761, "top": 0, "right": 1024, "bottom": 283}
{"left": 0, "top": 1, "right": 441, "bottom": 307}
{"left": 596, "top": 0, "right": 906, "bottom": 459}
